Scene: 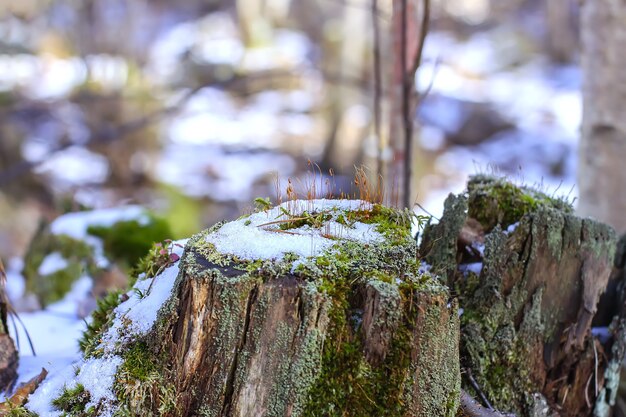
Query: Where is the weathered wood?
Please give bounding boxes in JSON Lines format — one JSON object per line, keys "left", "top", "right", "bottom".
{"left": 38, "top": 201, "right": 458, "bottom": 417}
{"left": 0, "top": 260, "right": 17, "bottom": 393}
{"left": 422, "top": 176, "right": 621, "bottom": 417}
{"left": 154, "top": 221, "right": 461, "bottom": 417}
{"left": 0, "top": 334, "right": 17, "bottom": 393}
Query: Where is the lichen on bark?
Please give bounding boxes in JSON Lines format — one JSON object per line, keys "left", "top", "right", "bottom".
{"left": 52, "top": 200, "right": 460, "bottom": 417}
{"left": 423, "top": 175, "right": 619, "bottom": 417}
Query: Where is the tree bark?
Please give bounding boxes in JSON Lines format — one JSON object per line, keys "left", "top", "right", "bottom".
{"left": 0, "top": 266, "right": 17, "bottom": 393}
{"left": 579, "top": 0, "right": 626, "bottom": 233}
{"left": 155, "top": 235, "right": 460, "bottom": 416}
{"left": 422, "top": 176, "right": 622, "bottom": 416}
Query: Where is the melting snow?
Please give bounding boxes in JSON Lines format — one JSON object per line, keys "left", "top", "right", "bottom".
{"left": 101, "top": 240, "right": 187, "bottom": 352}
{"left": 26, "top": 355, "right": 123, "bottom": 417}
{"left": 459, "top": 262, "right": 483, "bottom": 276}
{"left": 205, "top": 199, "right": 383, "bottom": 262}
{"left": 22, "top": 240, "right": 187, "bottom": 415}
{"left": 38, "top": 253, "right": 69, "bottom": 276}
{"left": 50, "top": 206, "right": 150, "bottom": 268}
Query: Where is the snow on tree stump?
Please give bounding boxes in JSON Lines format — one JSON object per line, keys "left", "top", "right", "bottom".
{"left": 23, "top": 199, "right": 460, "bottom": 417}
{"left": 421, "top": 176, "right": 620, "bottom": 417}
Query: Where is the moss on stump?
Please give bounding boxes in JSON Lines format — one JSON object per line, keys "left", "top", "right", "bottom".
{"left": 422, "top": 175, "right": 620, "bottom": 417}
{"left": 25, "top": 200, "right": 460, "bottom": 417}
{"left": 159, "top": 201, "right": 460, "bottom": 417}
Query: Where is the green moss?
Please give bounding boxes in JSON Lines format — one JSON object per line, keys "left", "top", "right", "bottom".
{"left": 118, "top": 342, "right": 158, "bottom": 382}
{"left": 87, "top": 215, "right": 172, "bottom": 269}
{"left": 79, "top": 290, "right": 124, "bottom": 357}
{"left": 130, "top": 239, "right": 182, "bottom": 285}
{"left": 52, "top": 384, "right": 92, "bottom": 416}
{"left": 301, "top": 271, "right": 452, "bottom": 416}
{"left": 114, "top": 341, "right": 177, "bottom": 416}
{"left": 468, "top": 175, "right": 572, "bottom": 232}
{"left": 298, "top": 215, "right": 449, "bottom": 416}
{"left": 23, "top": 233, "right": 96, "bottom": 306}
{"left": 346, "top": 204, "right": 426, "bottom": 245}
{"left": 301, "top": 278, "right": 382, "bottom": 416}
{"left": 4, "top": 405, "right": 39, "bottom": 417}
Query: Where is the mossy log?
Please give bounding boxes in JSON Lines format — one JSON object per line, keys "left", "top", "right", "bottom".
{"left": 421, "top": 176, "right": 621, "bottom": 416}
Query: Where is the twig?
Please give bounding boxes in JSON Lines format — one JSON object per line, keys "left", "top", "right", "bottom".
{"left": 400, "top": 0, "right": 409, "bottom": 209}
{"left": 414, "top": 201, "right": 439, "bottom": 221}
{"left": 400, "top": 0, "right": 430, "bottom": 209}
{"left": 593, "top": 337, "right": 598, "bottom": 397}
{"left": 465, "top": 367, "right": 493, "bottom": 410}
{"left": 461, "top": 390, "right": 517, "bottom": 417}
{"left": 411, "top": 0, "right": 430, "bottom": 76}
{"left": 0, "top": 258, "right": 35, "bottom": 356}
{"left": 372, "top": 0, "right": 383, "bottom": 179}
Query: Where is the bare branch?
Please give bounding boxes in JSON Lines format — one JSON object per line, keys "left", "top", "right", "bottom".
{"left": 372, "top": 0, "right": 383, "bottom": 178}
{"left": 460, "top": 390, "right": 517, "bottom": 417}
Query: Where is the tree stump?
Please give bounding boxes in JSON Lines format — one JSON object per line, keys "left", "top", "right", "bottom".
{"left": 0, "top": 259, "right": 17, "bottom": 394}
{"left": 24, "top": 200, "right": 460, "bottom": 417}
{"left": 421, "top": 176, "right": 621, "bottom": 416}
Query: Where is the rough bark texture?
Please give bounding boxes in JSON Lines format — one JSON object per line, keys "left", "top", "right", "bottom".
{"left": 126, "top": 205, "right": 462, "bottom": 417}
{"left": 422, "top": 176, "right": 622, "bottom": 417}
{"left": 579, "top": 0, "right": 626, "bottom": 233}
{"left": 0, "top": 290, "right": 17, "bottom": 392}
{"left": 167, "top": 259, "right": 329, "bottom": 417}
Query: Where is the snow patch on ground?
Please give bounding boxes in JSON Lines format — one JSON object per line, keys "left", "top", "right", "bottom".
{"left": 205, "top": 199, "right": 383, "bottom": 262}
{"left": 26, "top": 355, "right": 122, "bottom": 417}
{"left": 38, "top": 253, "right": 69, "bottom": 276}
{"left": 50, "top": 206, "right": 150, "bottom": 268}
{"left": 21, "top": 239, "right": 187, "bottom": 415}
{"left": 50, "top": 206, "right": 149, "bottom": 240}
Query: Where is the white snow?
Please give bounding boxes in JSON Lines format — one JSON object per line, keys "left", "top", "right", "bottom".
{"left": 50, "top": 206, "right": 151, "bottom": 268}
{"left": 101, "top": 239, "right": 187, "bottom": 352}
{"left": 77, "top": 356, "right": 123, "bottom": 413}
{"left": 50, "top": 206, "right": 149, "bottom": 240}
{"left": 21, "top": 240, "right": 187, "bottom": 415}
{"left": 205, "top": 199, "right": 383, "bottom": 262}
{"left": 506, "top": 222, "right": 520, "bottom": 234}
{"left": 459, "top": 262, "right": 483, "bottom": 276}
{"left": 38, "top": 253, "right": 69, "bottom": 276}
{"left": 26, "top": 355, "right": 123, "bottom": 417}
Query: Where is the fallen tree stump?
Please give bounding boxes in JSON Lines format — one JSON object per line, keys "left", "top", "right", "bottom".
{"left": 422, "top": 176, "right": 622, "bottom": 417}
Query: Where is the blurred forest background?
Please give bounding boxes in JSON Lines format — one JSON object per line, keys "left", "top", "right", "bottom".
{"left": 0, "top": 0, "right": 581, "bottom": 261}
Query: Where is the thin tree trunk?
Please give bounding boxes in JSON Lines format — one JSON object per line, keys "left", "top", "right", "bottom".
{"left": 578, "top": 0, "right": 626, "bottom": 233}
